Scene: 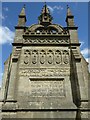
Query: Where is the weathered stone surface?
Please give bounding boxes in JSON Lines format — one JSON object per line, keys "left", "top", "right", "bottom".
{"left": 1, "top": 3, "right": 89, "bottom": 119}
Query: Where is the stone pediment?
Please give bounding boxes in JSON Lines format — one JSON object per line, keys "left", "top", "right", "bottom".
{"left": 24, "top": 24, "right": 69, "bottom": 35}
{"left": 23, "top": 24, "right": 69, "bottom": 45}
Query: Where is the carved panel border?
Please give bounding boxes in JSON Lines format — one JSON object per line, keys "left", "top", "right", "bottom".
{"left": 23, "top": 37, "right": 69, "bottom": 44}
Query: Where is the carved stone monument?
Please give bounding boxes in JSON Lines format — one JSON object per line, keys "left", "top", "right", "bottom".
{"left": 1, "top": 3, "right": 89, "bottom": 119}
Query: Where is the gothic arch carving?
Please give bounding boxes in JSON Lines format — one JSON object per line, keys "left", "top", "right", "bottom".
{"left": 47, "top": 50, "right": 54, "bottom": 64}
{"left": 25, "top": 23, "right": 67, "bottom": 35}
{"left": 28, "top": 24, "right": 44, "bottom": 32}
{"left": 48, "top": 24, "right": 64, "bottom": 33}
{"left": 32, "top": 50, "right": 38, "bottom": 64}
{"left": 55, "top": 50, "right": 62, "bottom": 64}
{"left": 39, "top": 50, "right": 46, "bottom": 64}
{"left": 23, "top": 49, "right": 69, "bottom": 65}
{"left": 24, "top": 49, "right": 30, "bottom": 64}
{"left": 63, "top": 50, "right": 69, "bottom": 64}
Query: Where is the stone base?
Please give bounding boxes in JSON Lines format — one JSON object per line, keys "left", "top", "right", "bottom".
{"left": 2, "top": 110, "right": 89, "bottom": 119}
{"left": 2, "top": 101, "right": 89, "bottom": 119}
{"left": 2, "top": 111, "right": 77, "bottom": 119}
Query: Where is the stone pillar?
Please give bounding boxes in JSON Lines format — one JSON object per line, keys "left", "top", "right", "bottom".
{"left": 7, "top": 59, "right": 18, "bottom": 101}
{"left": 75, "top": 62, "right": 88, "bottom": 101}
{"left": 1, "top": 55, "right": 11, "bottom": 101}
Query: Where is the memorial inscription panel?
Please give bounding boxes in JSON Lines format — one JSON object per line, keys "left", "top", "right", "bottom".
{"left": 30, "top": 79, "right": 65, "bottom": 97}
{"left": 19, "top": 68, "right": 70, "bottom": 77}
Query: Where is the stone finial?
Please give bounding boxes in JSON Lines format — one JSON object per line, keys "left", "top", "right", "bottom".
{"left": 18, "top": 4, "right": 27, "bottom": 26}
{"left": 67, "top": 5, "right": 73, "bottom": 16}
{"left": 41, "top": 2, "right": 50, "bottom": 14}
{"left": 19, "top": 4, "right": 26, "bottom": 16}
{"left": 38, "top": 2, "right": 53, "bottom": 25}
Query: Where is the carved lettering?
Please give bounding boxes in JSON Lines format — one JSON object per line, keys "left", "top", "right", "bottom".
{"left": 19, "top": 68, "right": 70, "bottom": 77}
{"left": 30, "top": 80, "right": 65, "bottom": 97}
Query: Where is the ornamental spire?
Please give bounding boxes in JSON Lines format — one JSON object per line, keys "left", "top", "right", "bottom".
{"left": 41, "top": 2, "right": 50, "bottom": 14}
{"left": 18, "top": 4, "right": 27, "bottom": 26}
{"left": 67, "top": 5, "right": 73, "bottom": 16}
{"left": 66, "top": 5, "right": 75, "bottom": 27}
{"left": 19, "top": 4, "right": 26, "bottom": 16}
{"left": 38, "top": 2, "right": 53, "bottom": 26}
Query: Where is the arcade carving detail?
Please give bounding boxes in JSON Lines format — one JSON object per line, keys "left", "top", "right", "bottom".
{"left": 32, "top": 50, "right": 38, "bottom": 64}
{"left": 63, "top": 50, "right": 69, "bottom": 64}
{"left": 23, "top": 49, "right": 69, "bottom": 65}
{"left": 24, "top": 49, "right": 30, "bottom": 64}
{"left": 47, "top": 50, "right": 54, "bottom": 64}
{"left": 55, "top": 50, "right": 62, "bottom": 64}
{"left": 40, "top": 50, "right": 46, "bottom": 64}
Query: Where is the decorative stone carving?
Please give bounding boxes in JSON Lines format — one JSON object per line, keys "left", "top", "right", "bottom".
{"left": 55, "top": 50, "right": 62, "bottom": 64}
{"left": 39, "top": 50, "right": 46, "bottom": 64}
{"left": 24, "top": 56, "right": 29, "bottom": 64}
{"left": 24, "top": 50, "right": 30, "bottom": 65}
{"left": 47, "top": 50, "right": 54, "bottom": 64}
{"left": 63, "top": 50, "right": 69, "bottom": 64}
{"left": 23, "top": 37, "right": 69, "bottom": 44}
{"left": 23, "top": 49, "right": 69, "bottom": 65}
{"left": 24, "top": 49, "right": 30, "bottom": 55}
{"left": 24, "top": 24, "right": 69, "bottom": 35}
{"left": 32, "top": 50, "right": 38, "bottom": 64}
